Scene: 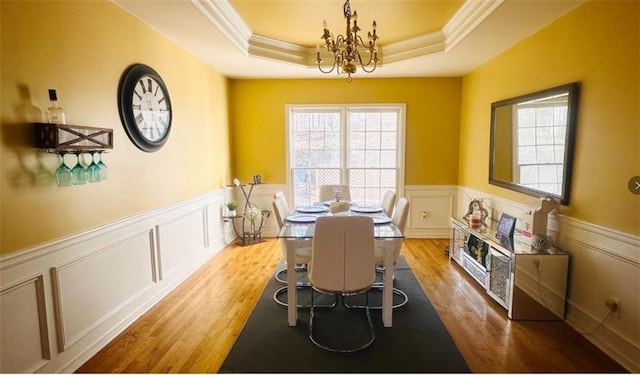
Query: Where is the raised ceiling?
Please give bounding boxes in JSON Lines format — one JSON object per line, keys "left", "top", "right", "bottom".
{"left": 113, "top": 0, "right": 584, "bottom": 79}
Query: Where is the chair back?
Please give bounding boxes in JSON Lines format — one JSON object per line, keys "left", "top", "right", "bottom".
{"left": 318, "top": 184, "right": 351, "bottom": 202}
{"left": 272, "top": 191, "right": 290, "bottom": 229}
{"left": 389, "top": 197, "right": 410, "bottom": 262}
{"left": 381, "top": 190, "right": 396, "bottom": 218}
{"left": 392, "top": 197, "right": 410, "bottom": 233}
{"left": 309, "top": 216, "right": 375, "bottom": 294}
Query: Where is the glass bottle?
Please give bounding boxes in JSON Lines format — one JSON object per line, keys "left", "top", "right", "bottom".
{"left": 46, "top": 89, "right": 66, "bottom": 124}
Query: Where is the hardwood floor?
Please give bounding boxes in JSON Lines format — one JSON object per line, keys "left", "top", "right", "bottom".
{"left": 76, "top": 238, "right": 626, "bottom": 373}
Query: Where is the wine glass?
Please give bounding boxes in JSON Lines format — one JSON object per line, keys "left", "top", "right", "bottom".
{"left": 71, "top": 151, "right": 87, "bottom": 185}
{"left": 55, "top": 151, "right": 72, "bottom": 187}
{"left": 96, "top": 150, "right": 108, "bottom": 180}
{"left": 87, "top": 151, "right": 101, "bottom": 183}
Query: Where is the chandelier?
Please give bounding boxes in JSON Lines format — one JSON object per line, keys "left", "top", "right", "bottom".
{"left": 316, "top": 0, "right": 379, "bottom": 82}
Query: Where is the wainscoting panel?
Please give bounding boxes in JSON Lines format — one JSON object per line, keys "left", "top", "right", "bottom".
{"left": 0, "top": 275, "right": 49, "bottom": 373}
{"left": 0, "top": 190, "right": 230, "bottom": 373}
{"left": 156, "top": 209, "right": 206, "bottom": 281}
{"left": 457, "top": 186, "right": 640, "bottom": 372}
{"left": 50, "top": 230, "right": 156, "bottom": 351}
{"left": 404, "top": 185, "right": 457, "bottom": 238}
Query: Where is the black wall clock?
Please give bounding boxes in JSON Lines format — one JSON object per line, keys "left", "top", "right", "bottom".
{"left": 118, "top": 64, "right": 172, "bottom": 152}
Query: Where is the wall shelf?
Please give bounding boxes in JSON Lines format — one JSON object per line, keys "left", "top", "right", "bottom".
{"left": 34, "top": 122, "right": 113, "bottom": 151}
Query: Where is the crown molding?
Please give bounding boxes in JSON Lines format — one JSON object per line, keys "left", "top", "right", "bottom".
{"left": 443, "top": 0, "right": 505, "bottom": 52}
{"left": 193, "top": 0, "right": 504, "bottom": 68}
{"left": 247, "top": 34, "right": 312, "bottom": 66}
{"left": 191, "top": 0, "right": 252, "bottom": 54}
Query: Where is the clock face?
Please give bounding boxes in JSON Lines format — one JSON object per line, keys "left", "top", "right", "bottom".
{"left": 132, "top": 76, "right": 170, "bottom": 141}
{"left": 118, "top": 64, "right": 172, "bottom": 152}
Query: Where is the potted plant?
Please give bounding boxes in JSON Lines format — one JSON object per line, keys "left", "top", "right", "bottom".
{"left": 226, "top": 200, "right": 238, "bottom": 216}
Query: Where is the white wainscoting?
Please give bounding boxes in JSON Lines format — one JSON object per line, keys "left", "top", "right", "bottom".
{"left": 2, "top": 184, "right": 636, "bottom": 372}
{"left": 457, "top": 186, "right": 640, "bottom": 372}
{"left": 0, "top": 189, "right": 233, "bottom": 373}
{"left": 404, "top": 185, "right": 457, "bottom": 238}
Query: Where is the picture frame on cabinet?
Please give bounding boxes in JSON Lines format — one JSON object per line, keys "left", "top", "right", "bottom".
{"left": 496, "top": 213, "right": 516, "bottom": 251}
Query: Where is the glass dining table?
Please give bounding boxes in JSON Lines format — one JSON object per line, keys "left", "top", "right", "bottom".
{"left": 277, "top": 204, "right": 404, "bottom": 328}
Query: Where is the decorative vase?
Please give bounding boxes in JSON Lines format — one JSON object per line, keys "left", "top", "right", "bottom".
{"left": 228, "top": 209, "right": 237, "bottom": 217}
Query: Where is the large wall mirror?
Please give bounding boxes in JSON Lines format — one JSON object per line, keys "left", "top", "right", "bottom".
{"left": 489, "top": 82, "right": 580, "bottom": 205}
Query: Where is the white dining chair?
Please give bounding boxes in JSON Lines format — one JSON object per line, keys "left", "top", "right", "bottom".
{"left": 308, "top": 215, "right": 376, "bottom": 353}
{"left": 345, "top": 197, "right": 410, "bottom": 310}
{"left": 272, "top": 191, "right": 312, "bottom": 306}
{"left": 318, "top": 184, "right": 351, "bottom": 202}
{"left": 377, "top": 197, "right": 410, "bottom": 307}
{"left": 381, "top": 190, "right": 396, "bottom": 218}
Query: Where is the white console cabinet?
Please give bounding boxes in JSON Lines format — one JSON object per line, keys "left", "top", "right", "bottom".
{"left": 450, "top": 216, "right": 569, "bottom": 320}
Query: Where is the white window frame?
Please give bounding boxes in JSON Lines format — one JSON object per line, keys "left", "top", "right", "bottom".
{"left": 285, "top": 103, "right": 406, "bottom": 207}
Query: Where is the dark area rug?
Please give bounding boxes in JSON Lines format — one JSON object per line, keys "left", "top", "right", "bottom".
{"left": 219, "top": 257, "right": 470, "bottom": 373}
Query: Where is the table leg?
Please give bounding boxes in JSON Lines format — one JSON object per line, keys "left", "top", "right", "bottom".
{"left": 286, "top": 240, "right": 298, "bottom": 326}
{"left": 382, "top": 245, "right": 394, "bottom": 327}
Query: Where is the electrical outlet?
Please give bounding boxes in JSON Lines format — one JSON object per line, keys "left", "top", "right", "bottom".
{"left": 605, "top": 298, "right": 621, "bottom": 318}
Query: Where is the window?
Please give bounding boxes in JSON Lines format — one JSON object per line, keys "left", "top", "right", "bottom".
{"left": 514, "top": 94, "right": 568, "bottom": 195}
{"left": 287, "top": 104, "right": 405, "bottom": 207}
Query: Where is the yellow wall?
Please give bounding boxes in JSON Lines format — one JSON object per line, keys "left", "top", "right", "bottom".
{"left": 3, "top": 0, "right": 635, "bottom": 254}
{"left": 459, "top": 0, "right": 639, "bottom": 235}
{"left": 229, "top": 78, "right": 462, "bottom": 185}
{"left": 0, "top": 1, "right": 232, "bottom": 254}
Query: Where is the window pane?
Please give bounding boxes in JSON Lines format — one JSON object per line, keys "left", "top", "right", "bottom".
{"left": 351, "top": 131, "right": 365, "bottom": 149}
{"left": 519, "top": 146, "right": 536, "bottom": 164}
{"left": 518, "top": 128, "right": 535, "bottom": 146}
{"left": 518, "top": 108, "right": 535, "bottom": 127}
{"left": 538, "top": 165, "right": 558, "bottom": 183}
{"left": 381, "top": 113, "right": 397, "bottom": 131}
{"left": 520, "top": 166, "right": 538, "bottom": 184}
{"left": 381, "top": 132, "right": 396, "bottom": 149}
{"left": 536, "top": 127, "right": 554, "bottom": 145}
{"left": 349, "top": 149, "right": 365, "bottom": 168}
{"left": 380, "top": 150, "right": 396, "bottom": 167}
{"left": 536, "top": 145, "right": 555, "bottom": 163}
{"left": 365, "top": 131, "right": 381, "bottom": 149}
{"left": 365, "top": 113, "right": 381, "bottom": 131}
{"left": 350, "top": 112, "right": 365, "bottom": 130}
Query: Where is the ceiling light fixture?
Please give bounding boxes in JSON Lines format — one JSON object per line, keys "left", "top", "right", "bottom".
{"left": 316, "top": 0, "right": 379, "bottom": 82}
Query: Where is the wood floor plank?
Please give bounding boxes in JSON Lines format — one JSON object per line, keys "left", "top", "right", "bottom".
{"left": 76, "top": 238, "right": 626, "bottom": 373}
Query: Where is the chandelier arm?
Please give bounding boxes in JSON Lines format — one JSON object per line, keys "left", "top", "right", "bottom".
{"left": 356, "top": 51, "right": 377, "bottom": 73}
{"left": 354, "top": 34, "right": 373, "bottom": 49}
{"left": 355, "top": 49, "right": 373, "bottom": 66}
{"left": 317, "top": 59, "right": 338, "bottom": 74}
{"left": 359, "top": 61, "right": 377, "bottom": 73}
